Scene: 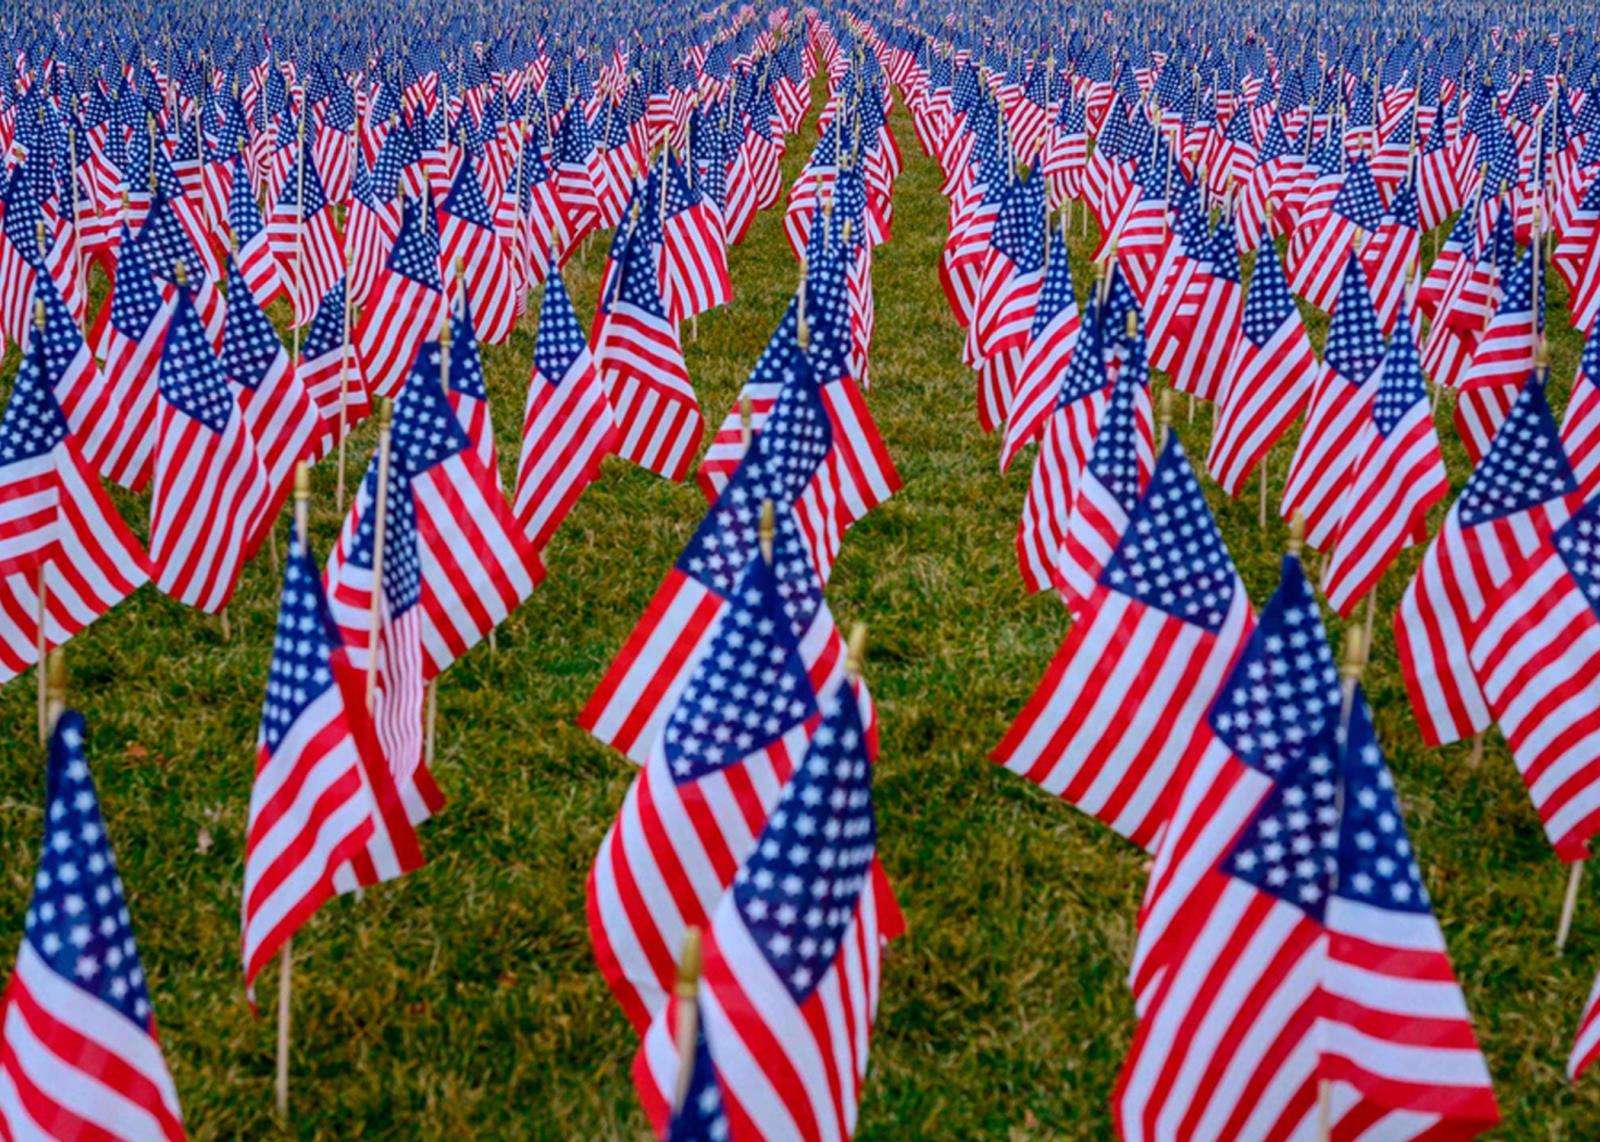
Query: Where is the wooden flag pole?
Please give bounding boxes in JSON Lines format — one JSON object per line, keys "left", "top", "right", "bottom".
{"left": 276, "top": 462, "right": 312, "bottom": 1120}
{"left": 671, "top": 927, "right": 703, "bottom": 1115}
{"left": 336, "top": 296, "right": 359, "bottom": 512}
{"left": 740, "top": 394, "right": 754, "bottom": 452}
{"left": 1318, "top": 623, "right": 1368, "bottom": 1141}
{"left": 759, "top": 499, "right": 776, "bottom": 564}
{"left": 32, "top": 300, "right": 51, "bottom": 744}
{"left": 365, "top": 400, "right": 395, "bottom": 712}
{"left": 1258, "top": 460, "right": 1270, "bottom": 531}
{"left": 424, "top": 310, "right": 453, "bottom": 768}
{"left": 44, "top": 647, "right": 67, "bottom": 736}
{"left": 1558, "top": 861, "right": 1585, "bottom": 954}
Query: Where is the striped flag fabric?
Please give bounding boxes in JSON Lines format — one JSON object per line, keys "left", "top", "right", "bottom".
{"left": 594, "top": 214, "right": 703, "bottom": 482}
{"left": 994, "top": 433, "right": 1253, "bottom": 852}
{"left": 227, "top": 155, "right": 286, "bottom": 306}
{"left": 587, "top": 547, "right": 822, "bottom": 1033}
{"left": 243, "top": 536, "right": 423, "bottom": 995}
{"left": 355, "top": 191, "right": 446, "bottom": 399}
{"left": 1001, "top": 226, "right": 1080, "bottom": 472}
{"left": 0, "top": 712, "right": 187, "bottom": 1140}
{"left": 1206, "top": 238, "right": 1317, "bottom": 499}
{"left": 0, "top": 312, "right": 150, "bottom": 684}
{"left": 1396, "top": 373, "right": 1579, "bottom": 746}
{"left": 631, "top": 674, "right": 903, "bottom": 1141}
{"left": 1118, "top": 568, "right": 1499, "bottom": 1140}
{"left": 1320, "top": 299, "right": 1450, "bottom": 616}
{"left": 580, "top": 368, "right": 839, "bottom": 765}
{"left": 294, "top": 276, "right": 372, "bottom": 459}
{"left": 91, "top": 223, "right": 173, "bottom": 492}
{"left": 438, "top": 160, "right": 515, "bottom": 345}
{"left": 1280, "top": 253, "right": 1389, "bottom": 549}
{"left": 1571, "top": 968, "right": 1600, "bottom": 1082}
{"left": 147, "top": 288, "right": 269, "bottom": 613}
{"left": 1560, "top": 327, "right": 1600, "bottom": 500}
{"left": 1455, "top": 245, "right": 1539, "bottom": 465}
{"left": 514, "top": 259, "right": 617, "bottom": 551}
{"left": 1469, "top": 494, "right": 1600, "bottom": 861}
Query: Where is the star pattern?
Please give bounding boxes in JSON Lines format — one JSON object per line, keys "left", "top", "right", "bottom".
{"left": 1055, "top": 288, "right": 1108, "bottom": 408}
{"left": 229, "top": 157, "right": 267, "bottom": 245}
{"left": 1330, "top": 157, "right": 1384, "bottom": 235}
{"left": 1100, "top": 436, "right": 1239, "bottom": 631}
{"left": 988, "top": 165, "right": 1046, "bottom": 273}
{"left": 259, "top": 540, "right": 340, "bottom": 752}
{"left": 1324, "top": 254, "right": 1387, "bottom": 387}
{"left": 388, "top": 194, "right": 444, "bottom": 291}
{"left": 617, "top": 223, "right": 670, "bottom": 318}
{"left": 158, "top": 293, "right": 237, "bottom": 435}
{"left": 26, "top": 712, "right": 156, "bottom": 1028}
{"left": 301, "top": 276, "right": 349, "bottom": 360}
{"left": 0, "top": 328, "right": 69, "bottom": 464}
{"left": 1457, "top": 377, "right": 1576, "bottom": 526}
{"left": 442, "top": 158, "right": 495, "bottom": 229}
{"left": 393, "top": 342, "right": 472, "bottom": 476}
{"left": 1083, "top": 323, "right": 1148, "bottom": 510}
{"left": 34, "top": 274, "right": 89, "bottom": 386}
{"left": 534, "top": 269, "right": 588, "bottom": 387}
{"left": 803, "top": 241, "right": 852, "bottom": 384}
{"left": 666, "top": 1020, "right": 730, "bottom": 1142}
{"left": 662, "top": 552, "right": 817, "bottom": 783}
{"left": 448, "top": 301, "right": 489, "bottom": 401}
{"left": 733, "top": 680, "right": 875, "bottom": 1003}
{"left": 1556, "top": 499, "right": 1600, "bottom": 614}
{"left": 1030, "top": 229, "right": 1078, "bottom": 343}
{"left": 1335, "top": 686, "right": 1430, "bottom": 914}
{"left": 1210, "top": 556, "right": 1342, "bottom": 776}
{"left": 220, "top": 256, "right": 286, "bottom": 392}
{"left": 1372, "top": 312, "right": 1427, "bottom": 437}
{"left": 134, "top": 193, "right": 206, "bottom": 289}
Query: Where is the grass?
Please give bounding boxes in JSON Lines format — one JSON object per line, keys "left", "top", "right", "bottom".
{"left": 3, "top": 78, "right": 1600, "bottom": 1138}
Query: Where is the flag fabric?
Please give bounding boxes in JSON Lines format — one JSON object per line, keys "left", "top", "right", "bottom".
{"left": 295, "top": 276, "right": 372, "bottom": 459}
{"left": 1561, "top": 328, "right": 1600, "bottom": 500}
{"left": 243, "top": 537, "right": 423, "bottom": 995}
{"left": 994, "top": 434, "right": 1253, "bottom": 851}
{"left": 1320, "top": 299, "right": 1450, "bottom": 616}
{"left": 1002, "top": 226, "right": 1081, "bottom": 472}
{"left": 632, "top": 674, "right": 903, "bottom": 1142}
{"left": 1117, "top": 563, "right": 1499, "bottom": 1140}
{"left": 514, "top": 259, "right": 618, "bottom": 551}
{"left": 1396, "top": 374, "right": 1579, "bottom": 746}
{"left": 0, "top": 314, "right": 150, "bottom": 684}
{"left": 148, "top": 288, "right": 269, "bottom": 613}
{"left": 1207, "top": 238, "right": 1317, "bottom": 498}
{"left": 355, "top": 191, "right": 446, "bottom": 399}
{"left": 91, "top": 223, "right": 173, "bottom": 491}
{"left": 1280, "top": 253, "right": 1389, "bottom": 549}
{"left": 0, "top": 711, "right": 187, "bottom": 1142}
{"left": 438, "top": 160, "right": 515, "bottom": 345}
{"left": 580, "top": 368, "right": 839, "bottom": 765}
{"left": 587, "top": 548, "right": 822, "bottom": 1033}
{"left": 1469, "top": 494, "right": 1600, "bottom": 861}
{"left": 595, "top": 217, "right": 703, "bottom": 482}
{"left": 1455, "top": 246, "right": 1539, "bottom": 466}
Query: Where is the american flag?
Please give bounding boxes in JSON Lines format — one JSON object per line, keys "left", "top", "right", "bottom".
{"left": 1291, "top": 154, "right": 1384, "bottom": 311}
{"left": 268, "top": 147, "right": 343, "bottom": 328}
{"left": 587, "top": 546, "right": 822, "bottom": 1032}
{"left": 243, "top": 536, "right": 423, "bottom": 995}
{"left": 443, "top": 295, "right": 501, "bottom": 479}
{"left": 1470, "top": 494, "right": 1600, "bottom": 861}
{"left": 1206, "top": 238, "right": 1316, "bottom": 499}
{"left": 1001, "top": 226, "right": 1080, "bottom": 472}
{"left": 0, "top": 313, "right": 150, "bottom": 683}
{"left": 1456, "top": 245, "right": 1539, "bottom": 465}
{"left": 514, "top": 260, "right": 617, "bottom": 551}
{"left": 632, "top": 675, "right": 902, "bottom": 1140}
{"left": 995, "top": 433, "right": 1252, "bottom": 851}
{"left": 294, "top": 276, "right": 372, "bottom": 460}
{"left": 1163, "top": 220, "right": 1244, "bottom": 404}
{"left": 1360, "top": 178, "right": 1422, "bottom": 338}
{"left": 148, "top": 288, "right": 269, "bottom": 613}
{"left": 1053, "top": 300, "right": 1152, "bottom": 613}
{"left": 1560, "top": 328, "right": 1600, "bottom": 500}
{"left": 438, "top": 160, "right": 516, "bottom": 345}
{"left": 595, "top": 214, "right": 703, "bottom": 482}
{"left": 969, "top": 163, "right": 1046, "bottom": 380}
{"left": 355, "top": 191, "right": 445, "bottom": 399}
{"left": 658, "top": 157, "right": 732, "bottom": 323}
{"left": 1321, "top": 300, "right": 1449, "bottom": 617}
{"left": 228, "top": 155, "right": 287, "bottom": 306}
{"left": 1571, "top": 969, "right": 1600, "bottom": 1082}
{"left": 344, "top": 146, "right": 399, "bottom": 308}
{"left": 0, "top": 711, "right": 186, "bottom": 1142}
{"left": 1118, "top": 566, "right": 1499, "bottom": 1139}
{"left": 553, "top": 102, "right": 603, "bottom": 246}
{"left": 1396, "top": 374, "right": 1579, "bottom": 746}
{"left": 219, "top": 252, "right": 320, "bottom": 548}
{"left": 1015, "top": 282, "right": 1108, "bottom": 595}
{"left": 581, "top": 367, "right": 840, "bottom": 765}
{"left": 1280, "top": 253, "right": 1389, "bottom": 550}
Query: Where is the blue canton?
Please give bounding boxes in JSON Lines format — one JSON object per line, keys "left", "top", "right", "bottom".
{"left": 1082, "top": 321, "right": 1148, "bottom": 511}
{"left": 1372, "top": 314, "right": 1427, "bottom": 437}
{"left": 1555, "top": 499, "right": 1600, "bottom": 617}
{"left": 732, "top": 679, "right": 875, "bottom": 1002}
{"left": 447, "top": 300, "right": 488, "bottom": 401}
{"left": 301, "top": 277, "right": 349, "bottom": 361}
{"left": 534, "top": 269, "right": 588, "bottom": 387}
{"left": 1456, "top": 377, "right": 1576, "bottom": 526}
{"left": 387, "top": 194, "right": 444, "bottom": 291}
{"left": 1030, "top": 228, "right": 1078, "bottom": 342}
{"left": 1335, "top": 687, "right": 1431, "bottom": 914}
{"left": 1324, "top": 255, "right": 1387, "bottom": 386}
{"left": 0, "top": 327, "right": 69, "bottom": 463}
{"left": 259, "top": 539, "right": 341, "bottom": 753}
{"left": 158, "top": 293, "right": 236, "bottom": 435}
{"left": 220, "top": 257, "right": 286, "bottom": 392}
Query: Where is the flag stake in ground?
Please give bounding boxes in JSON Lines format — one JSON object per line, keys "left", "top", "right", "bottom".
{"left": 366, "top": 399, "right": 395, "bottom": 711}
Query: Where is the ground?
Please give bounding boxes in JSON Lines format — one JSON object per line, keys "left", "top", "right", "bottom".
{"left": 2, "top": 81, "right": 1599, "bottom": 1138}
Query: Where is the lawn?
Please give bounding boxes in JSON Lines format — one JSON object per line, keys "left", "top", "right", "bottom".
{"left": 2, "top": 79, "right": 1599, "bottom": 1138}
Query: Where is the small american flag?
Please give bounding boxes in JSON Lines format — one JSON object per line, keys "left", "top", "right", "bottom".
{"left": 514, "top": 260, "right": 617, "bottom": 550}
{"left": 0, "top": 711, "right": 186, "bottom": 1141}
{"left": 1470, "top": 494, "right": 1600, "bottom": 860}
{"left": 355, "top": 191, "right": 446, "bottom": 399}
{"left": 1321, "top": 299, "right": 1449, "bottom": 616}
{"left": 148, "top": 288, "right": 269, "bottom": 613}
{"left": 439, "top": 160, "right": 516, "bottom": 345}
{"left": 996, "top": 433, "right": 1252, "bottom": 851}
{"left": 1559, "top": 328, "right": 1600, "bottom": 500}
{"left": 1396, "top": 374, "right": 1579, "bottom": 745}
{"left": 244, "top": 537, "right": 423, "bottom": 994}
{"left": 1002, "top": 227, "right": 1081, "bottom": 474}
{"left": 1120, "top": 561, "right": 1498, "bottom": 1138}
{"left": 227, "top": 155, "right": 287, "bottom": 306}
{"left": 658, "top": 157, "right": 732, "bottom": 323}
{"left": 294, "top": 276, "right": 372, "bottom": 460}
{"left": 1455, "top": 245, "right": 1539, "bottom": 465}
{"left": 588, "top": 548, "right": 823, "bottom": 1031}
{"left": 1207, "top": 238, "right": 1317, "bottom": 498}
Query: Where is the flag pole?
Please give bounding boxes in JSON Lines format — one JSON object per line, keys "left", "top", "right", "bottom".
{"left": 32, "top": 300, "right": 51, "bottom": 744}
{"left": 1318, "top": 622, "right": 1367, "bottom": 1141}
{"left": 365, "top": 400, "right": 396, "bottom": 712}
{"left": 425, "top": 309, "right": 452, "bottom": 769}
{"left": 276, "top": 461, "right": 312, "bottom": 1120}
{"left": 671, "top": 926, "right": 703, "bottom": 1114}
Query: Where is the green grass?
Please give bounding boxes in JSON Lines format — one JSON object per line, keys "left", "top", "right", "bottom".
{"left": 3, "top": 81, "right": 1600, "bottom": 1138}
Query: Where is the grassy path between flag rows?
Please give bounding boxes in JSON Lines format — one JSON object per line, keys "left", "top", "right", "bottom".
{"left": 2, "top": 79, "right": 1600, "bottom": 1137}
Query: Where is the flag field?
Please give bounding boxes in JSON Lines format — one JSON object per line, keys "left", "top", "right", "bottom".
{"left": 1, "top": 80, "right": 1597, "bottom": 1139}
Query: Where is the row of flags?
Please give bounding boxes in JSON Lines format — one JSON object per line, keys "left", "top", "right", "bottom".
{"left": 875, "top": 0, "right": 1600, "bottom": 1134}
{"left": 0, "top": 3, "right": 921, "bottom": 1137}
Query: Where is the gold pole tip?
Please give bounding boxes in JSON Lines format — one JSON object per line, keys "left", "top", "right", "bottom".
{"left": 34, "top": 299, "right": 46, "bottom": 330}
{"left": 1159, "top": 388, "right": 1175, "bottom": 429}
{"left": 1288, "top": 510, "right": 1306, "bottom": 555}
{"left": 676, "top": 927, "right": 702, "bottom": 994}
{"left": 173, "top": 260, "right": 188, "bottom": 286}
{"left": 845, "top": 623, "right": 868, "bottom": 676}
{"left": 377, "top": 398, "right": 394, "bottom": 428}
{"left": 1125, "top": 309, "right": 1138, "bottom": 341}
{"left": 45, "top": 648, "right": 67, "bottom": 703}
{"left": 1341, "top": 626, "right": 1366, "bottom": 681}
{"left": 759, "top": 500, "right": 776, "bottom": 552}
{"left": 293, "top": 462, "right": 312, "bottom": 501}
